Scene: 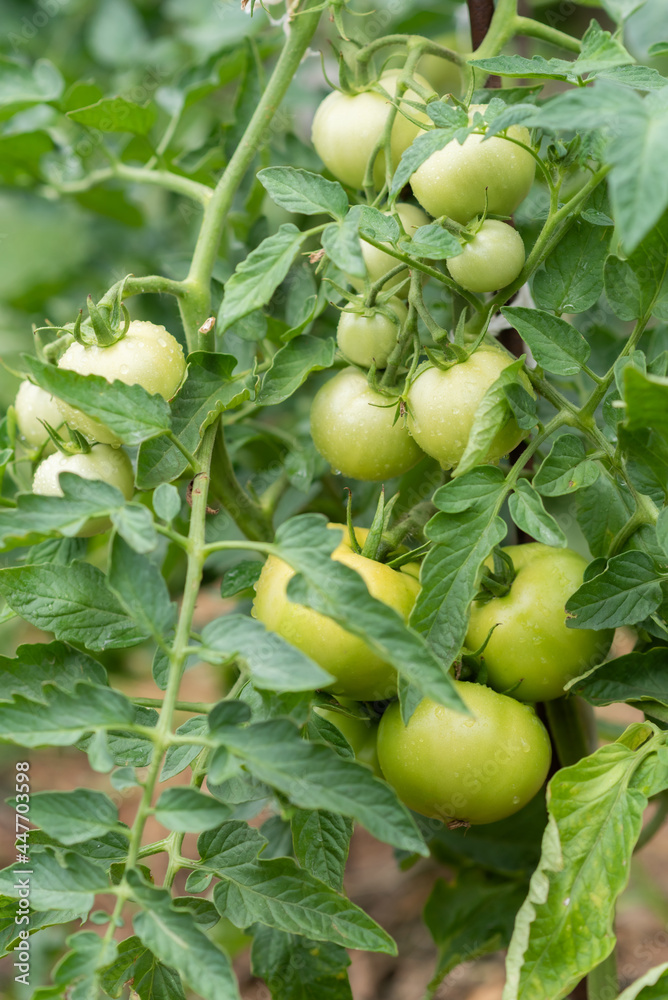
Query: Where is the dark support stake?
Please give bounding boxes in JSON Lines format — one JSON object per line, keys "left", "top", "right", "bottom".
{"left": 467, "top": 0, "right": 496, "bottom": 50}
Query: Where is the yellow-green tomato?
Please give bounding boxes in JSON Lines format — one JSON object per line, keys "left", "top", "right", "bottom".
{"left": 447, "top": 221, "right": 525, "bottom": 293}
{"left": 32, "top": 444, "right": 134, "bottom": 536}
{"left": 411, "top": 104, "right": 536, "bottom": 224}
{"left": 316, "top": 701, "right": 382, "bottom": 775}
{"left": 14, "top": 380, "right": 64, "bottom": 448}
{"left": 376, "top": 681, "right": 551, "bottom": 824}
{"left": 253, "top": 523, "right": 420, "bottom": 701}
{"left": 353, "top": 203, "right": 430, "bottom": 292}
{"left": 406, "top": 348, "right": 531, "bottom": 470}
{"left": 56, "top": 320, "right": 186, "bottom": 445}
{"left": 311, "top": 71, "right": 432, "bottom": 190}
{"left": 310, "top": 367, "right": 423, "bottom": 481}
{"left": 466, "top": 544, "right": 614, "bottom": 702}
{"left": 336, "top": 297, "right": 407, "bottom": 368}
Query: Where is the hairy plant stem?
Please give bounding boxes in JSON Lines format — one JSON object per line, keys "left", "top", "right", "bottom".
{"left": 100, "top": 424, "right": 217, "bottom": 950}
{"left": 54, "top": 163, "right": 213, "bottom": 206}
{"left": 514, "top": 15, "right": 581, "bottom": 53}
{"left": 180, "top": 0, "right": 322, "bottom": 352}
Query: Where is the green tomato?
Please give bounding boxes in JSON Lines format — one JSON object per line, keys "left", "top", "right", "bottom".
{"left": 336, "top": 297, "right": 407, "bottom": 368}
{"left": 316, "top": 700, "right": 382, "bottom": 775}
{"left": 253, "top": 523, "right": 420, "bottom": 701}
{"left": 312, "top": 71, "right": 432, "bottom": 190}
{"left": 411, "top": 104, "right": 536, "bottom": 224}
{"left": 14, "top": 380, "right": 64, "bottom": 448}
{"left": 310, "top": 367, "right": 424, "bottom": 481}
{"left": 406, "top": 347, "right": 532, "bottom": 470}
{"left": 353, "top": 203, "right": 430, "bottom": 292}
{"left": 447, "top": 221, "right": 525, "bottom": 293}
{"left": 376, "top": 681, "right": 551, "bottom": 824}
{"left": 466, "top": 543, "right": 614, "bottom": 702}
{"left": 56, "top": 320, "right": 186, "bottom": 445}
{"left": 32, "top": 444, "right": 134, "bottom": 536}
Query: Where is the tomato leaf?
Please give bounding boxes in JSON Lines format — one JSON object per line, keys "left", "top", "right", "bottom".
{"left": 502, "top": 308, "right": 591, "bottom": 376}
{"left": 0, "top": 562, "right": 150, "bottom": 650}
{"left": 258, "top": 166, "right": 348, "bottom": 220}
{"left": 0, "top": 57, "right": 64, "bottom": 121}
{"left": 21, "top": 789, "right": 122, "bottom": 846}
{"left": 154, "top": 788, "right": 231, "bottom": 832}
{"left": 509, "top": 479, "right": 567, "bottom": 547}
{"left": 108, "top": 536, "right": 177, "bottom": 646}
{"left": 209, "top": 717, "right": 428, "bottom": 856}
{"left": 291, "top": 809, "right": 352, "bottom": 893}
{"left": 411, "top": 468, "right": 508, "bottom": 670}
{"left": 531, "top": 221, "right": 611, "bottom": 315}
{"left": 390, "top": 125, "right": 464, "bottom": 197}
{"left": 503, "top": 732, "right": 667, "bottom": 1000}
{"left": 23, "top": 356, "right": 171, "bottom": 446}
{"left": 570, "top": 647, "right": 668, "bottom": 710}
{"left": 533, "top": 435, "right": 600, "bottom": 496}
{"left": 219, "top": 224, "right": 307, "bottom": 332}
{"left": 624, "top": 368, "right": 668, "bottom": 443}
{"left": 130, "top": 871, "right": 241, "bottom": 1000}
{"left": 200, "top": 613, "right": 334, "bottom": 692}
{"left": 604, "top": 219, "right": 668, "bottom": 321}
{"left": 258, "top": 335, "right": 336, "bottom": 406}
{"left": 251, "top": 926, "right": 352, "bottom": 1000}
{"left": 566, "top": 551, "right": 665, "bottom": 629}
{"left": 0, "top": 641, "right": 106, "bottom": 702}
{"left": 321, "top": 207, "right": 365, "bottom": 277}
{"left": 0, "top": 851, "right": 109, "bottom": 912}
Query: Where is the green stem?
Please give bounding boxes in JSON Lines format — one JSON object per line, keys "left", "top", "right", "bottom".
{"left": 100, "top": 425, "right": 217, "bottom": 950}
{"left": 132, "top": 697, "right": 214, "bottom": 714}
{"left": 545, "top": 697, "right": 597, "bottom": 768}
{"left": 210, "top": 425, "right": 274, "bottom": 542}
{"left": 587, "top": 949, "right": 618, "bottom": 1000}
{"left": 381, "top": 269, "right": 421, "bottom": 388}
{"left": 513, "top": 15, "right": 581, "bottom": 53}
{"left": 180, "top": 1, "right": 322, "bottom": 351}
{"left": 54, "top": 163, "right": 212, "bottom": 206}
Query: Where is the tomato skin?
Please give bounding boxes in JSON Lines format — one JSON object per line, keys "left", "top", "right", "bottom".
{"left": 316, "top": 701, "right": 382, "bottom": 775}
{"left": 32, "top": 444, "right": 134, "bottom": 536}
{"left": 14, "top": 380, "right": 64, "bottom": 448}
{"left": 410, "top": 105, "right": 536, "bottom": 223}
{"left": 354, "top": 203, "right": 430, "bottom": 292}
{"left": 447, "top": 221, "right": 525, "bottom": 293}
{"left": 56, "top": 320, "right": 186, "bottom": 445}
{"left": 406, "top": 347, "right": 531, "bottom": 470}
{"left": 376, "top": 681, "right": 551, "bottom": 824}
{"left": 310, "top": 367, "right": 423, "bottom": 481}
{"left": 418, "top": 34, "right": 464, "bottom": 97}
{"left": 312, "top": 71, "right": 432, "bottom": 190}
{"left": 466, "top": 543, "right": 614, "bottom": 702}
{"left": 252, "top": 523, "right": 420, "bottom": 701}
{"left": 336, "top": 297, "right": 407, "bottom": 368}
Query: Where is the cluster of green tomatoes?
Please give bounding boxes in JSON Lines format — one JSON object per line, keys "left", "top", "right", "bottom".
{"left": 255, "top": 70, "right": 613, "bottom": 826}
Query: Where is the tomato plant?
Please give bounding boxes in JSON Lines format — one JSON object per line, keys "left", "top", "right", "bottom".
{"left": 1, "top": 0, "right": 668, "bottom": 998}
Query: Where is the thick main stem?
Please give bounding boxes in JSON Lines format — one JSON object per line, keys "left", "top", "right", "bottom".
{"left": 180, "top": 1, "right": 322, "bottom": 351}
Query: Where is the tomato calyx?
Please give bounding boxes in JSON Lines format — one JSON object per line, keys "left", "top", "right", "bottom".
{"left": 475, "top": 546, "right": 517, "bottom": 603}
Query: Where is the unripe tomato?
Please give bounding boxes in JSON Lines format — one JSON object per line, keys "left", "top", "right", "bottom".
{"left": 310, "top": 367, "right": 423, "bottom": 481}
{"left": 336, "top": 297, "right": 407, "bottom": 368}
{"left": 406, "top": 347, "right": 531, "bottom": 470}
{"left": 447, "top": 221, "right": 525, "bottom": 293}
{"left": 316, "top": 700, "right": 382, "bottom": 775}
{"left": 56, "top": 320, "right": 186, "bottom": 445}
{"left": 312, "top": 71, "right": 432, "bottom": 190}
{"left": 253, "top": 523, "right": 420, "bottom": 701}
{"left": 466, "top": 543, "right": 614, "bottom": 702}
{"left": 411, "top": 104, "right": 536, "bottom": 223}
{"left": 14, "top": 380, "right": 64, "bottom": 448}
{"left": 376, "top": 681, "right": 551, "bottom": 824}
{"left": 32, "top": 444, "right": 134, "bottom": 536}
{"left": 353, "top": 203, "right": 430, "bottom": 292}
